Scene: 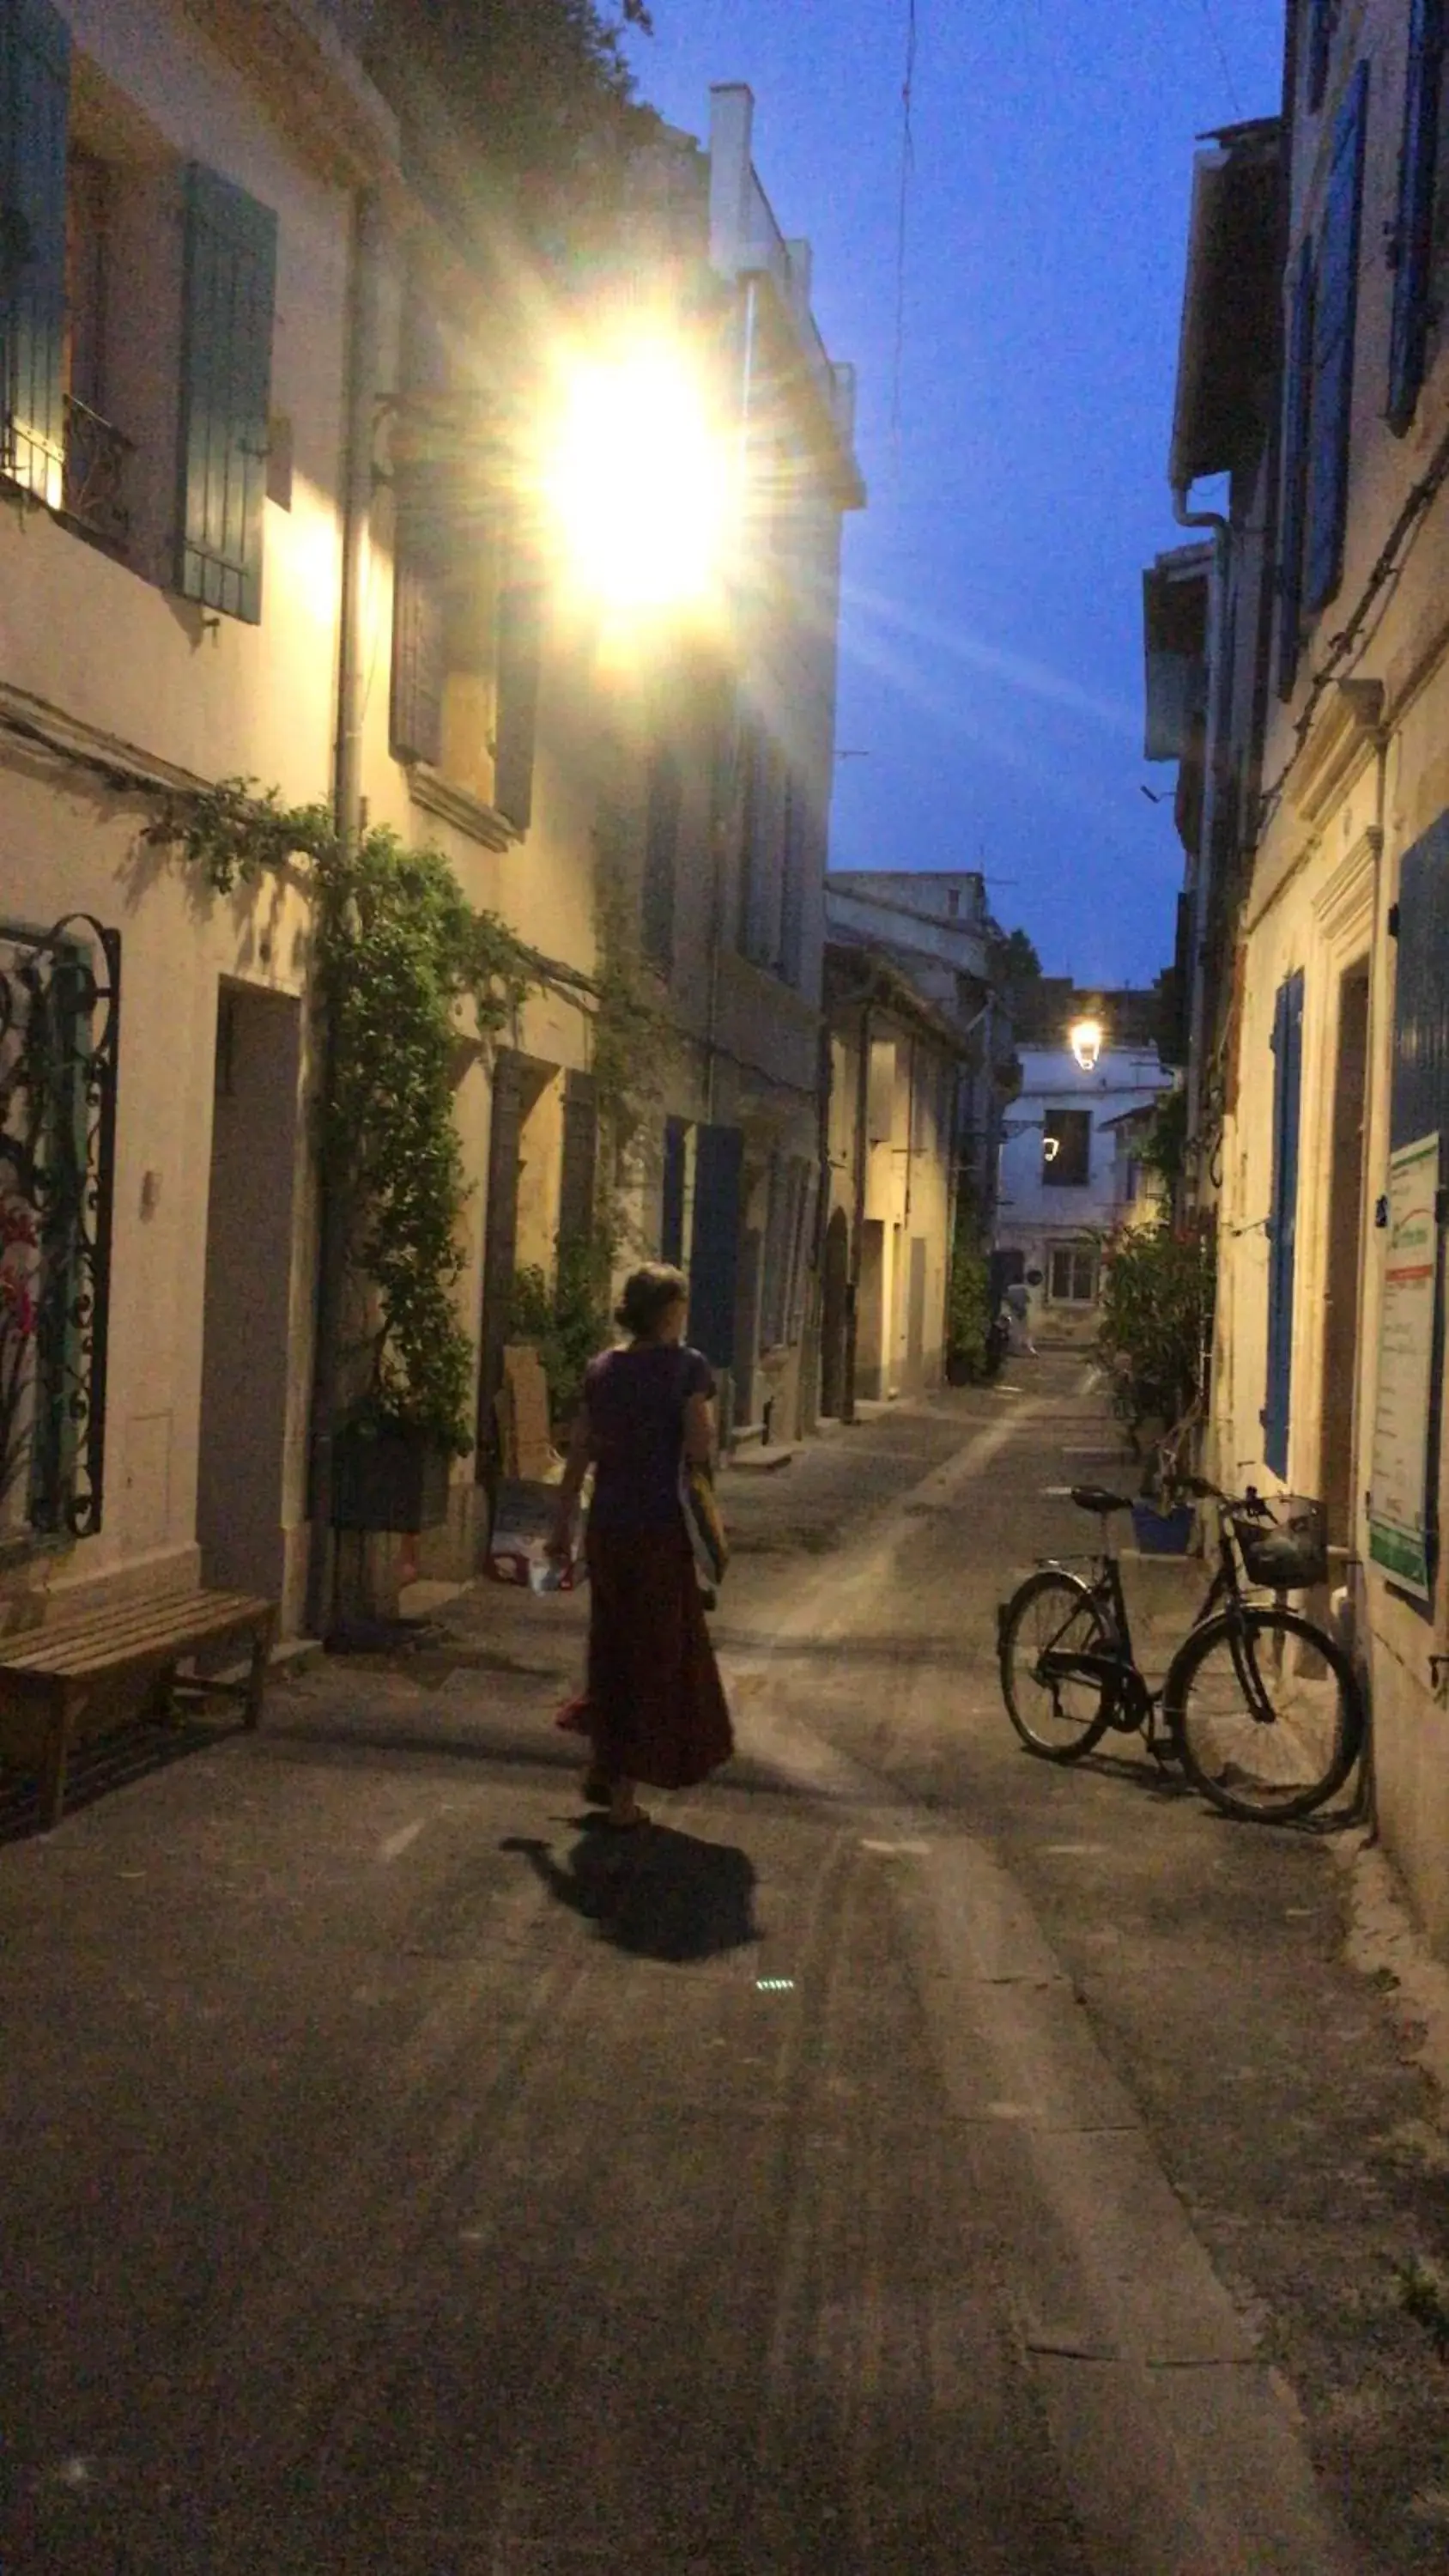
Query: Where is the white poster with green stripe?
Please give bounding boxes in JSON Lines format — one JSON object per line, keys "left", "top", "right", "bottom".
{"left": 1368, "top": 1132, "right": 1441, "bottom": 1598}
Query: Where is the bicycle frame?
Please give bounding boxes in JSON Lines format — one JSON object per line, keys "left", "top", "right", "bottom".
{"left": 1037, "top": 1511, "right": 1244, "bottom": 1735}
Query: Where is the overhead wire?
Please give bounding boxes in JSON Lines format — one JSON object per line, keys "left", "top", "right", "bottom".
{"left": 1196, "top": 0, "right": 1244, "bottom": 116}
{"left": 890, "top": 0, "right": 918, "bottom": 447}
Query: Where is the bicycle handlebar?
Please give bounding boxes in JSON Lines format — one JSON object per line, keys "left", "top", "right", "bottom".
{"left": 1163, "top": 1473, "right": 1270, "bottom": 1518}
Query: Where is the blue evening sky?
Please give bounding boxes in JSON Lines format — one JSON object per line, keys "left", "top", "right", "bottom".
{"left": 626, "top": 2, "right": 1284, "bottom": 988}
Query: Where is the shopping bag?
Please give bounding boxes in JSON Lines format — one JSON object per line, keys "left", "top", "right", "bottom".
{"left": 487, "top": 1478, "right": 587, "bottom": 1594}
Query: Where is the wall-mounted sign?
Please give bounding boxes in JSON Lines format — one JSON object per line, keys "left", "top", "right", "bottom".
{"left": 1368, "top": 1131, "right": 1441, "bottom": 1599}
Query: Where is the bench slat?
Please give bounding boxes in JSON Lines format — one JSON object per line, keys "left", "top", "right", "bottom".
{"left": 0, "top": 1594, "right": 271, "bottom": 1680}
{"left": 2, "top": 1587, "right": 264, "bottom": 1650}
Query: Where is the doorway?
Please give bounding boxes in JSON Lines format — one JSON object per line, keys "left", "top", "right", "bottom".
{"left": 820, "top": 1206, "right": 849, "bottom": 1415}
{"left": 1319, "top": 959, "right": 1369, "bottom": 1548}
{"left": 197, "top": 982, "right": 302, "bottom": 1601}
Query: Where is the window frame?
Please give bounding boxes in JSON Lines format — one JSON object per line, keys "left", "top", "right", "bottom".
{"left": 1042, "top": 1107, "right": 1092, "bottom": 1188}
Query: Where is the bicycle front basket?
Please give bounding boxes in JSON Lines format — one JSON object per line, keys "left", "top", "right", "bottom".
{"left": 1231, "top": 1494, "right": 1328, "bottom": 1589}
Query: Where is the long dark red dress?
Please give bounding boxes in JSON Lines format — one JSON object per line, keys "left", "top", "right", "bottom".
{"left": 562, "top": 1342, "right": 733, "bottom": 1791}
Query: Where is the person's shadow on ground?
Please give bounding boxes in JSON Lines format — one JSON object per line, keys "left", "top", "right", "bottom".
{"left": 502, "top": 1821, "right": 759, "bottom": 1963}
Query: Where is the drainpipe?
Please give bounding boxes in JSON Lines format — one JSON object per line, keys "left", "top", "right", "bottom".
{"left": 704, "top": 276, "right": 760, "bottom": 1126}
{"left": 842, "top": 995, "right": 871, "bottom": 1421}
{"left": 1172, "top": 483, "right": 1230, "bottom": 1179}
{"left": 305, "top": 185, "right": 384, "bottom": 1641}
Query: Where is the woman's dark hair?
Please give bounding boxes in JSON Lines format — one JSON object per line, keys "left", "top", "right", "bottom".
{"left": 615, "top": 1263, "right": 688, "bottom": 1338}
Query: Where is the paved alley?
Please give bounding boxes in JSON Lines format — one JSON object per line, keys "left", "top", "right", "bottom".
{"left": 2, "top": 1358, "right": 1446, "bottom": 2573}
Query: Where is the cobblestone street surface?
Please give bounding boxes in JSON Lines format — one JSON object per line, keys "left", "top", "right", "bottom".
{"left": 3, "top": 1355, "right": 1447, "bottom": 2572}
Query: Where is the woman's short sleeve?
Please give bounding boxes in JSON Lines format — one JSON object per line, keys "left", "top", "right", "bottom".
{"left": 683, "top": 1347, "right": 716, "bottom": 1401}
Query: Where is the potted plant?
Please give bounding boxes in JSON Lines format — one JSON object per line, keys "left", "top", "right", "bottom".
{"left": 1096, "top": 1217, "right": 1214, "bottom": 1552}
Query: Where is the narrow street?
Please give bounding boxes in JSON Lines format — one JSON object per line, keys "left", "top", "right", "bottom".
{"left": 3, "top": 1358, "right": 1446, "bottom": 2574}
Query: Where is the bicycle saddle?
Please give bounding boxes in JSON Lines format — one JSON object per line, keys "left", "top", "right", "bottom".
{"left": 1070, "top": 1484, "right": 1134, "bottom": 1515}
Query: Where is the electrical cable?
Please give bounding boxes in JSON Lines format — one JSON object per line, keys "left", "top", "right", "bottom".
{"left": 1197, "top": 0, "right": 1244, "bottom": 115}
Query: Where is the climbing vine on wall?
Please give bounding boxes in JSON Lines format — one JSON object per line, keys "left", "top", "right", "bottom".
{"left": 149, "top": 781, "right": 535, "bottom": 1453}
{"left": 589, "top": 799, "right": 678, "bottom": 1249}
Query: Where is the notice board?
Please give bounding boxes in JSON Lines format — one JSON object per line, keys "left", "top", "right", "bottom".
{"left": 1368, "top": 1130, "right": 1441, "bottom": 1598}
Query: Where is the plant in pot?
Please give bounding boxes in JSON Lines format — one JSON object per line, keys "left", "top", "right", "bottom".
{"left": 1096, "top": 1216, "right": 1215, "bottom": 1553}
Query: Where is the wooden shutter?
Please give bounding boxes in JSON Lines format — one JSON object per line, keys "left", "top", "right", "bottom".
{"left": 1263, "top": 969, "right": 1305, "bottom": 1478}
{"left": 0, "top": 0, "right": 69, "bottom": 507}
{"left": 177, "top": 164, "right": 277, "bottom": 624}
{"left": 556, "top": 1069, "right": 597, "bottom": 1258}
{"left": 660, "top": 1116, "right": 688, "bottom": 1264}
{"left": 688, "top": 1122, "right": 743, "bottom": 1370}
{"left": 1305, "top": 63, "right": 1367, "bottom": 618}
{"left": 494, "top": 558, "right": 543, "bottom": 831}
{"left": 641, "top": 744, "right": 681, "bottom": 973}
{"left": 1388, "top": 0, "right": 1445, "bottom": 435}
{"left": 1276, "top": 243, "right": 1315, "bottom": 696}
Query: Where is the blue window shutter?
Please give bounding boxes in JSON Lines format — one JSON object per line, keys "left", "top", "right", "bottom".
{"left": 779, "top": 769, "right": 806, "bottom": 988}
{"left": 0, "top": 0, "right": 70, "bottom": 508}
{"left": 1388, "top": 0, "right": 1445, "bottom": 435}
{"left": 1390, "top": 813, "right": 1449, "bottom": 1150}
{"left": 1305, "top": 62, "right": 1368, "bottom": 617}
{"left": 494, "top": 556, "right": 542, "bottom": 831}
{"left": 641, "top": 744, "right": 681, "bottom": 973}
{"left": 556, "top": 1071, "right": 597, "bottom": 1259}
{"left": 1277, "top": 240, "right": 1315, "bottom": 697}
{"left": 1307, "top": 0, "right": 1337, "bottom": 112}
{"left": 177, "top": 165, "right": 276, "bottom": 625}
{"left": 660, "top": 1117, "right": 687, "bottom": 1264}
{"left": 688, "top": 1122, "right": 743, "bottom": 1370}
{"left": 1263, "top": 969, "right": 1305, "bottom": 1478}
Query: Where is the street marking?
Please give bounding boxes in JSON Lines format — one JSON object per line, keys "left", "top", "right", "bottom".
{"left": 378, "top": 1818, "right": 427, "bottom": 1862}
{"left": 859, "top": 1837, "right": 932, "bottom": 1854}
{"left": 755, "top": 1977, "right": 796, "bottom": 1992}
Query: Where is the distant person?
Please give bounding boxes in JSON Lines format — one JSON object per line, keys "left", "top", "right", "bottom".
{"left": 549, "top": 1263, "right": 733, "bottom": 1829}
{"left": 1003, "top": 1279, "right": 1036, "bottom": 1356}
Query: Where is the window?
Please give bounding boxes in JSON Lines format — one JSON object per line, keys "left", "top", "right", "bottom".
{"left": 0, "top": 915, "right": 119, "bottom": 1542}
{"left": 0, "top": 0, "right": 70, "bottom": 510}
{"left": 1304, "top": 61, "right": 1368, "bottom": 617}
{"left": 1388, "top": 0, "right": 1445, "bottom": 435}
{"left": 1049, "top": 1244, "right": 1096, "bottom": 1304}
{"left": 1042, "top": 1109, "right": 1091, "bottom": 1186}
{"left": 388, "top": 364, "right": 542, "bottom": 830}
{"left": 1264, "top": 969, "right": 1305, "bottom": 1478}
{"left": 176, "top": 163, "right": 277, "bottom": 623}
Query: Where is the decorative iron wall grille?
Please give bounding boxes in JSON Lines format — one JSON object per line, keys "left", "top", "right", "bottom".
{"left": 0, "top": 915, "right": 120, "bottom": 1540}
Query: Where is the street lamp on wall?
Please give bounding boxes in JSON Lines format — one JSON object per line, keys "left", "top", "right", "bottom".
{"left": 1069, "top": 1016, "right": 1104, "bottom": 1073}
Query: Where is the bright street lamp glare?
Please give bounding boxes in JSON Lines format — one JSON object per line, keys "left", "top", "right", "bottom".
{"left": 1069, "top": 1017, "right": 1103, "bottom": 1073}
{"left": 542, "top": 346, "right": 731, "bottom": 617}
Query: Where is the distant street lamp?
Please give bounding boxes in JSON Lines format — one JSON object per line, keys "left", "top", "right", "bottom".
{"left": 1069, "top": 1016, "right": 1104, "bottom": 1073}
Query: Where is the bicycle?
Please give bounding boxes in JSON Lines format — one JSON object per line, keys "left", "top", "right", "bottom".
{"left": 996, "top": 1478, "right": 1367, "bottom": 1823}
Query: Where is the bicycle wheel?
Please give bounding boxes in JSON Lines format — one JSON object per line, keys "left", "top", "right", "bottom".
{"left": 999, "top": 1568, "right": 1117, "bottom": 1762}
{"left": 1166, "top": 1605, "right": 1365, "bottom": 1822}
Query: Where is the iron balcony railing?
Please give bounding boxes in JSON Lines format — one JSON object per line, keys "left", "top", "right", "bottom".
{"left": 62, "top": 396, "right": 134, "bottom": 552}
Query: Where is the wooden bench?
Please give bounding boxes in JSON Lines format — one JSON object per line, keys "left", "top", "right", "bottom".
{"left": 0, "top": 1588, "right": 276, "bottom": 1831}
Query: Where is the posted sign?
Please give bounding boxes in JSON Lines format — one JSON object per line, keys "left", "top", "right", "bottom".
{"left": 1368, "top": 1131, "right": 1441, "bottom": 1598}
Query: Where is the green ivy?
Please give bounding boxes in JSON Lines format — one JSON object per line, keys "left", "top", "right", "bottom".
{"left": 509, "top": 1234, "right": 614, "bottom": 1425}
{"left": 1096, "top": 1217, "right": 1214, "bottom": 1451}
{"left": 153, "top": 781, "right": 535, "bottom": 1455}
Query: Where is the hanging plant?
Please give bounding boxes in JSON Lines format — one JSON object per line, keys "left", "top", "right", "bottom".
{"left": 151, "top": 783, "right": 536, "bottom": 1455}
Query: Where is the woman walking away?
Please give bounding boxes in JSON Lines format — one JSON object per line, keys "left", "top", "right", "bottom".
{"left": 549, "top": 1263, "right": 734, "bottom": 1830}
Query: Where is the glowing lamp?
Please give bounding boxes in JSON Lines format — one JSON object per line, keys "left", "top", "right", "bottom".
{"left": 540, "top": 338, "right": 733, "bottom": 620}
{"left": 1069, "top": 1017, "right": 1104, "bottom": 1073}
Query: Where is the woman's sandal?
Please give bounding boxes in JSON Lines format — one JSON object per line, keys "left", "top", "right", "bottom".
{"left": 603, "top": 1803, "right": 651, "bottom": 1831}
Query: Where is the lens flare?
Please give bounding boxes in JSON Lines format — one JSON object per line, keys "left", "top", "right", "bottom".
{"left": 541, "top": 342, "right": 732, "bottom": 619}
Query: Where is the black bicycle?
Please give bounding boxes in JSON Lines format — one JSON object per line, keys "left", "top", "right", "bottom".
{"left": 997, "top": 1478, "right": 1366, "bottom": 1823}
